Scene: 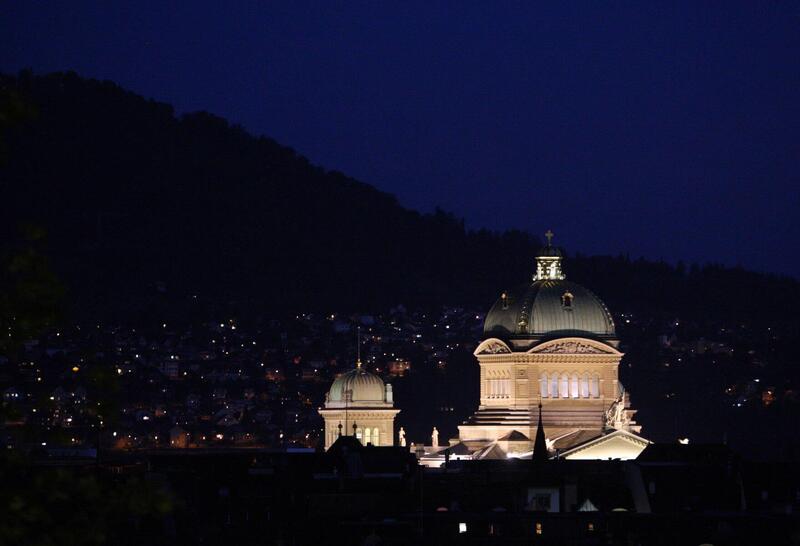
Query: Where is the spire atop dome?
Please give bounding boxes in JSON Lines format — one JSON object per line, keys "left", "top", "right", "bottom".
{"left": 356, "top": 326, "right": 362, "bottom": 369}
{"left": 320, "top": 324, "right": 400, "bottom": 451}
{"left": 533, "top": 230, "right": 566, "bottom": 281}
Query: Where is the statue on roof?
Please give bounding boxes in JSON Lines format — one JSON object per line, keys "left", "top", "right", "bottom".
{"left": 605, "top": 392, "right": 629, "bottom": 430}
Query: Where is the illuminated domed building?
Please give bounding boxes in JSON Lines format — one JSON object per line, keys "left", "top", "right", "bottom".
{"left": 420, "top": 232, "right": 649, "bottom": 464}
{"left": 319, "top": 360, "right": 400, "bottom": 449}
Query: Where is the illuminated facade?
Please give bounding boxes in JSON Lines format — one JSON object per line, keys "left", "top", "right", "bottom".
{"left": 318, "top": 361, "right": 399, "bottom": 449}
{"left": 419, "top": 233, "right": 649, "bottom": 464}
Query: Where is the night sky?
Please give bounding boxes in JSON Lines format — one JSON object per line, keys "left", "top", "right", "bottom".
{"left": 3, "top": 2, "right": 799, "bottom": 277}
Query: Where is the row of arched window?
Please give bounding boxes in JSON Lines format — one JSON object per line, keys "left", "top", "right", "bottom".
{"left": 487, "top": 378, "right": 512, "bottom": 398}
{"left": 540, "top": 372, "right": 600, "bottom": 399}
{"left": 329, "top": 426, "right": 382, "bottom": 446}
{"left": 356, "top": 427, "right": 380, "bottom": 446}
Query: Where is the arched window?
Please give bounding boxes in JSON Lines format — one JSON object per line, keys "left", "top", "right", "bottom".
{"left": 561, "top": 291, "right": 574, "bottom": 308}
{"left": 590, "top": 375, "right": 600, "bottom": 398}
{"left": 570, "top": 373, "right": 579, "bottom": 398}
{"left": 373, "top": 428, "right": 380, "bottom": 446}
{"left": 580, "top": 373, "right": 590, "bottom": 398}
{"left": 550, "top": 373, "right": 559, "bottom": 398}
{"left": 364, "top": 427, "right": 371, "bottom": 445}
{"left": 356, "top": 428, "right": 363, "bottom": 441}
{"left": 559, "top": 373, "right": 569, "bottom": 398}
{"left": 540, "top": 373, "right": 549, "bottom": 398}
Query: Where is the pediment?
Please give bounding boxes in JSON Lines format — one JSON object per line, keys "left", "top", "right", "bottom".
{"left": 474, "top": 338, "right": 512, "bottom": 355}
{"left": 561, "top": 430, "right": 650, "bottom": 461}
{"left": 528, "top": 337, "right": 620, "bottom": 355}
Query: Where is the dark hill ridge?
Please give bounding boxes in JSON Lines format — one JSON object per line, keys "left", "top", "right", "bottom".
{"left": 0, "top": 71, "right": 539, "bottom": 315}
{"left": 2, "top": 71, "right": 799, "bottom": 326}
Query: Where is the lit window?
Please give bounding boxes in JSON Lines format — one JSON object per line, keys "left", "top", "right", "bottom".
{"left": 561, "top": 291, "right": 574, "bottom": 308}
{"left": 559, "top": 374, "right": 569, "bottom": 398}
{"left": 459, "top": 523, "right": 467, "bottom": 534}
{"left": 590, "top": 375, "right": 600, "bottom": 398}
{"left": 535, "top": 522, "right": 543, "bottom": 535}
{"left": 580, "top": 373, "right": 590, "bottom": 398}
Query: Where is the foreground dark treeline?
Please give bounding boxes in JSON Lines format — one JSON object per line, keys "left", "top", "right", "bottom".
{"left": 5, "top": 442, "right": 800, "bottom": 546}
{"left": 2, "top": 71, "right": 799, "bottom": 331}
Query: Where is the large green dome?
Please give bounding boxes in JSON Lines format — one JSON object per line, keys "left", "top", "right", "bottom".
{"left": 483, "top": 234, "right": 616, "bottom": 343}
{"left": 483, "top": 279, "right": 615, "bottom": 340}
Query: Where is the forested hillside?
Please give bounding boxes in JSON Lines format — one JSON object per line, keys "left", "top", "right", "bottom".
{"left": 2, "top": 71, "right": 798, "bottom": 329}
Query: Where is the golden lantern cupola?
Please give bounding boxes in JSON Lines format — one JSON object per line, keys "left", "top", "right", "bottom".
{"left": 533, "top": 229, "right": 566, "bottom": 281}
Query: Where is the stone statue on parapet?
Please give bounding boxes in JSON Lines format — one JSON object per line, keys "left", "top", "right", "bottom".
{"left": 605, "top": 393, "right": 628, "bottom": 430}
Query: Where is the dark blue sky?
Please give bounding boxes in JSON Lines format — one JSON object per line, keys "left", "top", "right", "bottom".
{"left": 3, "top": 2, "right": 799, "bottom": 277}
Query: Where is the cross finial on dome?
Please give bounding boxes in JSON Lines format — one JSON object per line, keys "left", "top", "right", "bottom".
{"left": 544, "top": 229, "right": 554, "bottom": 246}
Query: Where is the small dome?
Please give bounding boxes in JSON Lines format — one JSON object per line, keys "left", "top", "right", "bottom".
{"left": 327, "top": 367, "right": 387, "bottom": 406}
{"left": 484, "top": 280, "right": 615, "bottom": 341}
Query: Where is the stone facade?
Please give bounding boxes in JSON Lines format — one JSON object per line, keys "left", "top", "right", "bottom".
{"left": 318, "top": 366, "right": 399, "bottom": 449}
{"left": 318, "top": 407, "right": 400, "bottom": 449}
{"left": 417, "top": 237, "right": 649, "bottom": 465}
{"left": 458, "top": 336, "right": 641, "bottom": 450}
